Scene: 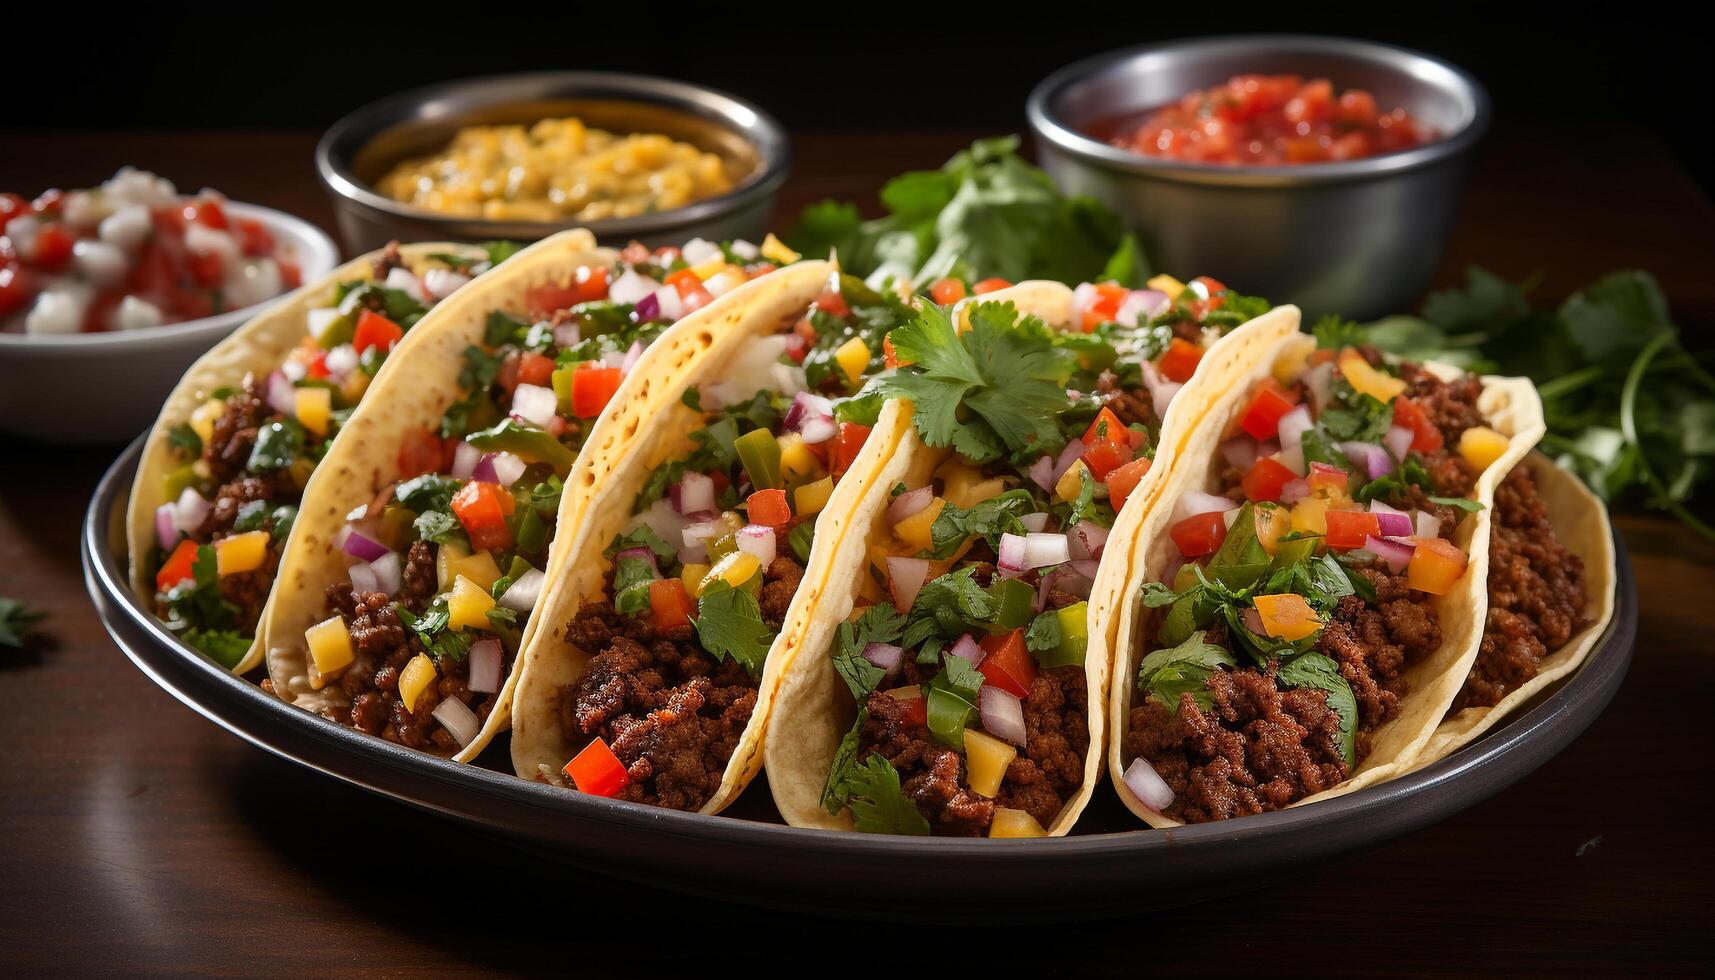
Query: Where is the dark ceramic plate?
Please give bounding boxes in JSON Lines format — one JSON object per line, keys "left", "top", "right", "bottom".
{"left": 86, "top": 436, "right": 1636, "bottom": 919}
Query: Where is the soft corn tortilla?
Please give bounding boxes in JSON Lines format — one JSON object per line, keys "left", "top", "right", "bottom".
{"left": 506, "top": 258, "right": 892, "bottom": 812}
{"left": 1102, "top": 331, "right": 1549, "bottom": 827}
{"left": 1414, "top": 452, "right": 1616, "bottom": 766}
{"left": 264, "top": 229, "right": 621, "bottom": 762}
{"left": 127, "top": 242, "right": 490, "bottom": 675}
{"left": 766, "top": 298, "right": 1304, "bottom": 835}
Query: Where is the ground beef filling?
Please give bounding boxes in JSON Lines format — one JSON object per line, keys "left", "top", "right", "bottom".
{"left": 554, "top": 555, "right": 803, "bottom": 811}
{"left": 1454, "top": 467, "right": 1588, "bottom": 711}
{"left": 325, "top": 542, "right": 497, "bottom": 752}
{"left": 1122, "top": 358, "right": 1484, "bottom": 822}
{"left": 853, "top": 652, "right": 1088, "bottom": 836}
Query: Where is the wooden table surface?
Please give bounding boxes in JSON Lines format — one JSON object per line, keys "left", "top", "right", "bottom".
{"left": 2, "top": 127, "right": 1711, "bottom": 976}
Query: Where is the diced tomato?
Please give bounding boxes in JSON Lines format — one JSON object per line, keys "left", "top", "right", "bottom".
{"left": 0, "top": 264, "right": 32, "bottom": 316}
{"left": 678, "top": 283, "right": 714, "bottom": 313}
{"left": 1192, "top": 275, "right": 1227, "bottom": 296}
{"left": 167, "top": 288, "right": 215, "bottom": 321}
{"left": 814, "top": 288, "right": 849, "bottom": 319}
{"left": 972, "top": 278, "right": 1012, "bottom": 294}
{"left": 664, "top": 267, "right": 702, "bottom": 293}
{"left": 793, "top": 317, "right": 819, "bottom": 348}
{"left": 831, "top": 422, "right": 870, "bottom": 476}
{"left": 1170, "top": 511, "right": 1228, "bottom": 558}
{"left": 1390, "top": 396, "right": 1444, "bottom": 452}
{"left": 882, "top": 334, "right": 904, "bottom": 369}
{"left": 1079, "top": 282, "right": 1128, "bottom": 332}
{"left": 1156, "top": 337, "right": 1204, "bottom": 383}
{"left": 525, "top": 265, "right": 611, "bottom": 315}
{"left": 31, "top": 189, "right": 63, "bottom": 215}
{"left": 1307, "top": 461, "right": 1348, "bottom": 496}
{"left": 33, "top": 224, "right": 75, "bottom": 272}
{"left": 233, "top": 217, "right": 275, "bottom": 255}
{"left": 396, "top": 427, "right": 445, "bottom": 478}
{"left": 186, "top": 249, "right": 224, "bottom": 288}
{"left": 83, "top": 289, "right": 122, "bottom": 332}
{"left": 1324, "top": 509, "right": 1381, "bottom": 550}
{"left": 978, "top": 629, "right": 1037, "bottom": 698}
{"left": 1104, "top": 456, "right": 1153, "bottom": 513}
{"left": 155, "top": 539, "right": 199, "bottom": 591}
{"left": 571, "top": 364, "right": 623, "bottom": 418}
{"left": 1081, "top": 407, "right": 1126, "bottom": 448}
{"left": 304, "top": 350, "right": 330, "bottom": 380}
{"left": 1241, "top": 457, "right": 1298, "bottom": 503}
{"left": 929, "top": 278, "right": 966, "bottom": 305}
{"left": 351, "top": 309, "right": 404, "bottom": 355}
{"left": 897, "top": 694, "right": 928, "bottom": 728}
{"left": 516, "top": 352, "right": 555, "bottom": 389}
{"left": 186, "top": 197, "right": 229, "bottom": 230}
{"left": 708, "top": 470, "right": 731, "bottom": 496}
{"left": 1239, "top": 380, "right": 1298, "bottom": 441}
{"left": 746, "top": 488, "right": 792, "bottom": 527}
{"left": 648, "top": 579, "right": 695, "bottom": 633}
{"left": 1081, "top": 439, "right": 1132, "bottom": 482}
{"left": 451, "top": 481, "right": 515, "bottom": 551}
{"left": 1406, "top": 536, "right": 1468, "bottom": 595}
{"left": 0, "top": 193, "right": 27, "bottom": 227}
{"left": 563, "top": 738, "right": 629, "bottom": 797}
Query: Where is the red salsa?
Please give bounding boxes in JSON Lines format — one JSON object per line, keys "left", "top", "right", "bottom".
{"left": 1104, "top": 74, "right": 1433, "bottom": 166}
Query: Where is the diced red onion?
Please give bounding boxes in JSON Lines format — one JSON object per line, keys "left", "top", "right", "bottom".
{"left": 631, "top": 291, "right": 661, "bottom": 322}
{"left": 1365, "top": 535, "right": 1416, "bottom": 573}
{"left": 610, "top": 269, "right": 660, "bottom": 306}
{"left": 1277, "top": 404, "right": 1313, "bottom": 452}
{"left": 1384, "top": 425, "right": 1415, "bottom": 462}
{"left": 783, "top": 333, "right": 807, "bottom": 361}
{"left": 735, "top": 525, "right": 777, "bottom": 566}
{"left": 1280, "top": 478, "right": 1310, "bottom": 504}
{"left": 616, "top": 546, "right": 662, "bottom": 580}
{"left": 949, "top": 633, "right": 985, "bottom": 665}
{"left": 1028, "top": 455, "right": 1055, "bottom": 491}
{"left": 1115, "top": 288, "right": 1171, "bottom": 325}
{"left": 499, "top": 568, "right": 546, "bottom": 612}
{"left": 784, "top": 391, "right": 834, "bottom": 431}
{"left": 678, "top": 472, "right": 715, "bottom": 515}
{"left": 342, "top": 528, "right": 389, "bottom": 562}
{"left": 154, "top": 503, "right": 177, "bottom": 549}
{"left": 1341, "top": 441, "right": 1394, "bottom": 480}
{"left": 175, "top": 487, "right": 210, "bottom": 535}
{"left": 1243, "top": 607, "right": 1267, "bottom": 636}
{"left": 432, "top": 697, "right": 480, "bottom": 747}
{"left": 1051, "top": 439, "right": 1086, "bottom": 484}
{"left": 1368, "top": 499, "right": 1414, "bottom": 537}
{"left": 997, "top": 533, "right": 1027, "bottom": 572}
{"left": 887, "top": 486, "right": 934, "bottom": 525}
{"left": 1070, "top": 521, "right": 1108, "bottom": 559}
{"left": 862, "top": 642, "right": 903, "bottom": 680}
{"left": 468, "top": 639, "right": 503, "bottom": 694}
{"left": 553, "top": 322, "right": 581, "bottom": 348}
{"left": 1020, "top": 512, "right": 1050, "bottom": 533}
{"left": 1070, "top": 558, "right": 1100, "bottom": 580}
{"left": 1038, "top": 565, "right": 1093, "bottom": 607}
{"left": 980, "top": 685, "right": 1027, "bottom": 747}
{"left": 799, "top": 415, "right": 837, "bottom": 444}
{"left": 347, "top": 562, "right": 378, "bottom": 596}
{"left": 637, "top": 499, "right": 687, "bottom": 548}
{"left": 1415, "top": 510, "right": 1442, "bottom": 540}
{"left": 1123, "top": 757, "right": 1174, "bottom": 813}
{"left": 1175, "top": 490, "right": 1236, "bottom": 522}
{"left": 621, "top": 340, "right": 644, "bottom": 375}
{"left": 1220, "top": 437, "right": 1258, "bottom": 473}
{"left": 266, "top": 370, "right": 297, "bottom": 415}
{"left": 369, "top": 551, "right": 402, "bottom": 596}
{"left": 511, "top": 383, "right": 558, "bottom": 428}
{"left": 1024, "top": 532, "right": 1071, "bottom": 570}
{"left": 681, "top": 521, "right": 722, "bottom": 560}
{"left": 885, "top": 556, "right": 929, "bottom": 611}
{"left": 1306, "top": 361, "right": 1335, "bottom": 412}
{"left": 1160, "top": 557, "right": 1184, "bottom": 588}
{"left": 450, "top": 441, "right": 481, "bottom": 479}
{"left": 471, "top": 454, "right": 499, "bottom": 485}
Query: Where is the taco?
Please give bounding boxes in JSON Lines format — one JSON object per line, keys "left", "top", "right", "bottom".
{"left": 1415, "top": 451, "right": 1614, "bottom": 764}
{"left": 129, "top": 240, "right": 500, "bottom": 672}
{"left": 260, "top": 230, "right": 793, "bottom": 760}
{"left": 505, "top": 259, "right": 933, "bottom": 812}
{"left": 764, "top": 291, "right": 1302, "bottom": 837}
{"left": 1103, "top": 331, "right": 1554, "bottom": 825}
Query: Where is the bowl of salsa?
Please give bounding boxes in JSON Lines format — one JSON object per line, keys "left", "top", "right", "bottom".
{"left": 1027, "top": 36, "right": 1489, "bottom": 318}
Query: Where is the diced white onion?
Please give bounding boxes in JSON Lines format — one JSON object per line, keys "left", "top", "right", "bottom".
{"left": 184, "top": 223, "right": 238, "bottom": 265}
{"left": 225, "top": 258, "right": 282, "bottom": 309}
{"left": 347, "top": 562, "right": 379, "bottom": 596}
{"left": 174, "top": 488, "right": 210, "bottom": 535}
{"left": 323, "top": 344, "right": 358, "bottom": 378}
{"left": 499, "top": 569, "right": 546, "bottom": 612}
{"left": 885, "top": 556, "right": 928, "bottom": 611}
{"left": 1022, "top": 533, "right": 1070, "bottom": 570}
{"left": 980, "top": 685, "right": 1028, "bottom": 747}
{"left": 432, "top": 698, "right": 481, "bottom": 747}
{"left": 510, "top": 384, "right": 558, "bottom": 428}
{"left": 97, "top": 204, "right": 151, "bottom": 251}
{"left": 1019, "top": 512, "right": 1050, "bottom": 533}
{"left": 735, "top": 525, "right": 777, "bottom": 567}
{"left": 1123, "top": 757, "right": 1175, "bottom": 812}
{"left": 678, "top": 472, "right": 715, "bottom": 515}
{"left": 609, "top": 269, "right": 660, "bottom": 306}
{"left": 384, "top": 266, "right": 429, "bottom": 303}
{"left": 114, "top": 295, "right": 164, "bottom": 331}
{"left": 488, "top": 452, "right": 527, "bottom": 488}
{"left": 1277, "top": 405, "right": 1314, "bottom": 452}
{"left": 1175, "top": 491, "right": 1237, "bottom": 522}
{"left": 369, "top": 551, "right": 403, "bottom": 596}
{"left": 450, "top": 441, "right": 481, "bottom": 479}
{"left": 305, "top": 306, "right": 341, "bottom": 339}
{"left": 468, "top": 639, "right": 503, "bottom": 694}
{"left": 681, "top": 238, "right": 721, "bottom": 265}
{"left": 1416, "top": 510, "right": 1443, "bottom": 540}
{"left": 24, "top": 288, "right": 89, "bottom": 335}
{"left": 422, "top": 267, "right": 471, "bottom": 300}
{"left": 71, "top": 239, "right": 127, "bottom": 287}
{"left": 653, "top": 285, "right": 684, "bottom": 322}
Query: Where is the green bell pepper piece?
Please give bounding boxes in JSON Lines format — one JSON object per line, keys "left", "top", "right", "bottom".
{"left": 465, "top": 419, "right": 578, "bottom": 474}
{"left": 734, "top": 428, "right": 783, "bottom": 491}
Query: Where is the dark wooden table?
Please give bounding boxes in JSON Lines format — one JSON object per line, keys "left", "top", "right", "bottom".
{"left": 2, "top": 127, "right": 1711, "bottom": 976}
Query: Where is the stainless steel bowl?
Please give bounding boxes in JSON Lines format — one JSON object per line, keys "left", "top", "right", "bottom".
{"left": 317, "top": 72, "right": 790, "bottom": 254}
{"left": 1027, "top": 36, "right": 1490, "bottom": 319}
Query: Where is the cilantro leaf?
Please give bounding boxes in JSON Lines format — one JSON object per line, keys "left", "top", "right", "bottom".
{"left": 0, "top": 597, "right": 46, "bottom": 649}
{"left": 1277, "top": 652, "right": 1358, "bottom": 767}
{"left": 1136, "top": 630, "right": 1236, "bottom": 714}
{"left": 694, "top": 582, "right": 774, "bottom": 679}
{"left": 830, "top": 604, "right": 908, "bottom": 700}
{"left": 181, "top": 628, "right": 251, "bottom": 668}
{"left": 842, "top": 754, "right": 930, "bottom": 836}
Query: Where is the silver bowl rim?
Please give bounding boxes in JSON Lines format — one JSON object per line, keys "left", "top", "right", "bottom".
{"left": 315, "top": 70, "right": 791, "bottom": 239}
{"left": 1026, "top": 34, "right": 1491, "bottom": 188}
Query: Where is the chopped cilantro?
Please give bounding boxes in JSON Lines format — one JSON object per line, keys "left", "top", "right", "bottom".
{"left": 693, "top": 582, "right": 774, "bottom": 679}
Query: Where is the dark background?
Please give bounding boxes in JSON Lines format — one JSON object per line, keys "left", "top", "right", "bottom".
{"left": 11, "top": 11, "right": 1711, "bottom": 192}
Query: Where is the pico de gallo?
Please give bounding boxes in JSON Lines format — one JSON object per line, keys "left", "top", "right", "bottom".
{"left": 2, "top": 168, "right": 305, "bottom": 335}
{"left": 298, "top": 236, "right": 792, "bottom": 750}
{"left": 1103, "top": 74, "right": 1433, "bottom": 166}
{"left": 150, "top": 244, "right": 499, "bottom": 666}
{"left": 545, "top": 267, "right": 918, "bottom": 809}
{"left": 1119, "top": 342, "right": 1509, "bottom": 823}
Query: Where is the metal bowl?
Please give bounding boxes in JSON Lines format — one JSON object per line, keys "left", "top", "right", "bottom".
{"left": 1027, "top": 36, "right": 1490, "bottom": 319}
{"left": 317, "top": 72, "right": 790, "bottom": 254}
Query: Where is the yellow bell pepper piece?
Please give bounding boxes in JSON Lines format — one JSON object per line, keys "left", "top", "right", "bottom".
{"left": 795, "top": 475, "right": 834, "bottom": 517}
{"left": 760, "top": 233, "right": 800, "bottom": 265}
{"left": 1146, "top": 274, "right": 1185, "bottom": 300}
{"left": 701, "top": 551, "right": 761, "bottom": 593}
{"left": 1271, "top": 342, "right": 1311, "bottom": 387}
{"left": 304, "top": 615, "right": 354, "bottom": 686}
{"left": 893, "top": 497, "right": 945, "bottom": 551}
{"left": 339, "top": 369, "right": 370, "bottom": 404}
{"left": 939, "top": 461, "right": 1008, "bottom": 509}
{"left": 215, "top": 530, "right": 270, "bottom": 576}
{"left": 436, "top": 539, "right": 469, "bottom": 591}
{"left": 778, "top": 432, "right": 820, "bottom": 480}
{"left": 447, "top": 575, "right": 497, "bottom": 631}
{"left": 1407, "top": 537, "right": 1469, "bottom": 595}
{"left": 834, "top": 336, "right": 871, "bottom": 386}
{"left": 1055, "top": 459, "right": 1091, "bottom": 503}
{"left": 189, "top": 397, "right": 227, "bottom": 446}
{"left": 689, "top": 255, "right": 725, "bottom": 281}
{"left": 681, "top": 563, "right": 710, "bottom": 599}
{"left": 1338, "top": 349, "right": 1407, "bottom": 403}
{"left": 989, "top": 807, "right": 1048, "bottom": 838}
{"left": 1458, "top": 426, "right": 1510, "bottom": 473}
{"left": 294, "top": 386, "right": 332, "bottom": 438}
{"left": 962, "top": 729, "right": 1017, "bottom": 798}
{"left": 453, "top": 550, "right": 503, "bottom": 592}
{"left": 1253, "top": 503, "right": 1292, "bottom": 556}
{"left": 1291, "top": 496, "right": 1330, "bottom": 539}
{"left": 1254, "top": 593, "right": 1322, "bottom": 640}
{"left": 397, "top": 653, "right": 437, "bottom": 713}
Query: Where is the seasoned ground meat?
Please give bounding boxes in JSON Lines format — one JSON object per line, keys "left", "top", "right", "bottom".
{"left": 202, "top": 375, "right": 272, "bottom": 482}
{"left": 400, "top": 541, "right": 437, "bottom": 606}
{"left": 1454, "top": 467, "right": 1588, "bottom": 711}
{"left": 855, "top": 664, "right": 1088, "bottom": 836}
{"left": 1095, "top": 371, "right": 1157, "bottom": 429}
{"left": 552, "top": 555, "right": 805, "bottom": 810}
{"left": 371, "top": 240, "right": 405, "bottom": 280}
{"left": 214, "top": 541, "right": 279, "bottom": 631}
{"left": 194, "top": 472, "right": 295, "bottom": 540}
{"left": 1396, "top": 360, "right": 1487, "bottom": 499}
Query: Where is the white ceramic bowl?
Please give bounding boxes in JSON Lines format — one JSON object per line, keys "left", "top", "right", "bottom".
{"left": 0, "top": 202, "right": 339, "bottom": 445}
